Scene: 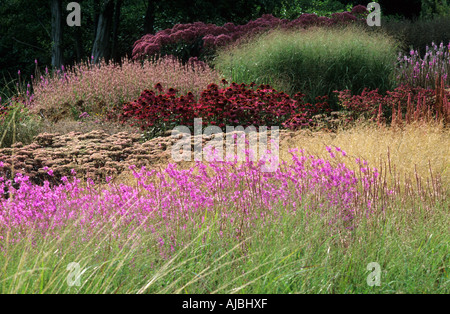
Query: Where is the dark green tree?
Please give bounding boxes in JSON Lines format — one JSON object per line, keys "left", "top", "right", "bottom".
{"left": 51, "top": 0, "right": 63, "bottom": 68}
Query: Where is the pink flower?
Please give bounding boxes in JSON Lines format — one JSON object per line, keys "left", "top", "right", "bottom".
{"left": 351, "top": 5, "right": 368, "bottom": 17}
{"left": 202, "top": 35, "right": 216, "bottom": 47}
{"left": 43, "top": 166, "right": 54, "bottom": 176}
{"left": 144, "top": 44, "right": 159, "bottom": 55}
{"left": 79, "top": 112, "right": 90, "bottom": 119}
{"left": 214, "top": 34, "right": 232, "bottom": 46}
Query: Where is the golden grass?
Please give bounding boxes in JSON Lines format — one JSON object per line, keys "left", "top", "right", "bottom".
{"left": 280, "top": 122, "right": 449, "bottom": 187}
{"left": 113, "top": 122, "right": 449, "bottom": 190}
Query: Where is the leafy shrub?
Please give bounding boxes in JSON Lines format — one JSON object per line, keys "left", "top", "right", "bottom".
{"left": 214, "top": 25, "right": 399, "bottom": 106}
{"left": 378, "top": 15, "right": 450, "bottom": 55}
{"left": 116, "top": 81, "right": 332, "bottom": 137}
{"left": 132, "top": 5, "right": 369, "bottom": 62}
{"left": 421, "top": 0, "right": 450, "bottom": 18}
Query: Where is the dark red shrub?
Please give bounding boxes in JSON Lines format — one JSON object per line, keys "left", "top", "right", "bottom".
{"left": 351, "top": 4, "right": 370, "bottom": 18}
{"left": 334, "top": 84, "right": 449, "bottom": 125}
{"left": 117, "top": 82, "right": 332, "bottom": 135}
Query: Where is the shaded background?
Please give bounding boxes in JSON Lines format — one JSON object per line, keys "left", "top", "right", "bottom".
{"left": 0, "top": 0, "right": 445, "bottom": 91}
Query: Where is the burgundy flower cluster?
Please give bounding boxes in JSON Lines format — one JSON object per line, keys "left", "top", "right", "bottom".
{"left": 0, "top": 104, "right": 8, "bottom": 117}
{"left": 132, "top": 5, "right": 369, "bottom": 61}
{"left": 334, "top": 83, "right": 449, "bottom": 124}
{"left": 0, "top": 95, "right": 29, "bottom": 117}
{"left": 283, "top": 95, "right": 332, "bottom": 130}
{"left": 118, "top": 81, "right": 332, "bottom": 133}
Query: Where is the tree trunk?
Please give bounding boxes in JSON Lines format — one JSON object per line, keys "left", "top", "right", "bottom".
{"left": 74, "top": 24, "right": 84, "bottom": 62}
{"left": 143, "top": 0, "right": 156, "bottom": 35}
{"left": 111, "top": 0, "right": 123, "bottom": 63}
{"left": 91, "top": 0, "right": 114, "bottom": 63}
{"left": 51, "top": 0, "right": 63, "bottom": 69}
{"left": 93, "top": 0, "right": 100, "bottom": 41}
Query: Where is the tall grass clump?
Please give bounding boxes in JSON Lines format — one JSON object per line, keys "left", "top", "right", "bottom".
{"left": 214, "top": 25, "right": 399, "bottom": 105}
{"left": 0, "top": 103, "right": 41, "bottom": 148}
{"left": 0, "top": 146, "right": 447, "bottom": 293}
{"left": 31, "top": 56, "right": 224, "bottom": 116}
{"left": 281, "top": 122, "right": 450, "bottom": 188}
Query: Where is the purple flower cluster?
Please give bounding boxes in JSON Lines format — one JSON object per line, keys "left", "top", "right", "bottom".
{"left": 132, "top": 6, "right": 368, "bottom": 60}
{"left": 0, "top": 146, "right": 381, "bottom": 254}
{"left": 396, "top": 41, "right": 450, "bottom": 89}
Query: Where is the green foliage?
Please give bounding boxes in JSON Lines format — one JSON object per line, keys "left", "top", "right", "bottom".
{"left": 0, "top": 1, "right": 51, "bottom": 86}
{"left": 275, "top": 0, "right": 352, "bottom": 19}
{"left": 0, "top": 103, "right": 41, "bottom": 148}
{"left": 0, "top": 197, "right": 448, "bottom": 293}
{"left": 377, "top": 15, "right": 450, "bottom": 56}
{"left": 421, "top": 0, "right": 450, "bottom": 18}
{"left": 214, "top": 25, "right": 399, "bottom": 107}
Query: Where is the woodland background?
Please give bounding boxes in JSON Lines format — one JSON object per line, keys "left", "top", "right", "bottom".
{"left": 1, "top": 0, "right": 446, "bottom": 83}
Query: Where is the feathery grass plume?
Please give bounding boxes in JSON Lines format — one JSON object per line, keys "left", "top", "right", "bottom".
{"left": 0, "top": 103, "right": 41, "bottom": 148}
{"left": 30, "top": 56, "right": 224, "bottom": 118}
{"left": 214, "top": 25, "right": 399, "bottom": 107}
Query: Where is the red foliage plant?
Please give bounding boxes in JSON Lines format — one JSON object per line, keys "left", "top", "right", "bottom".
{"left": 117, "top": 81, "right": 332, "bottom": 133}
{"left": 334, "top": 81, "right": 450, "bottom": 125}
